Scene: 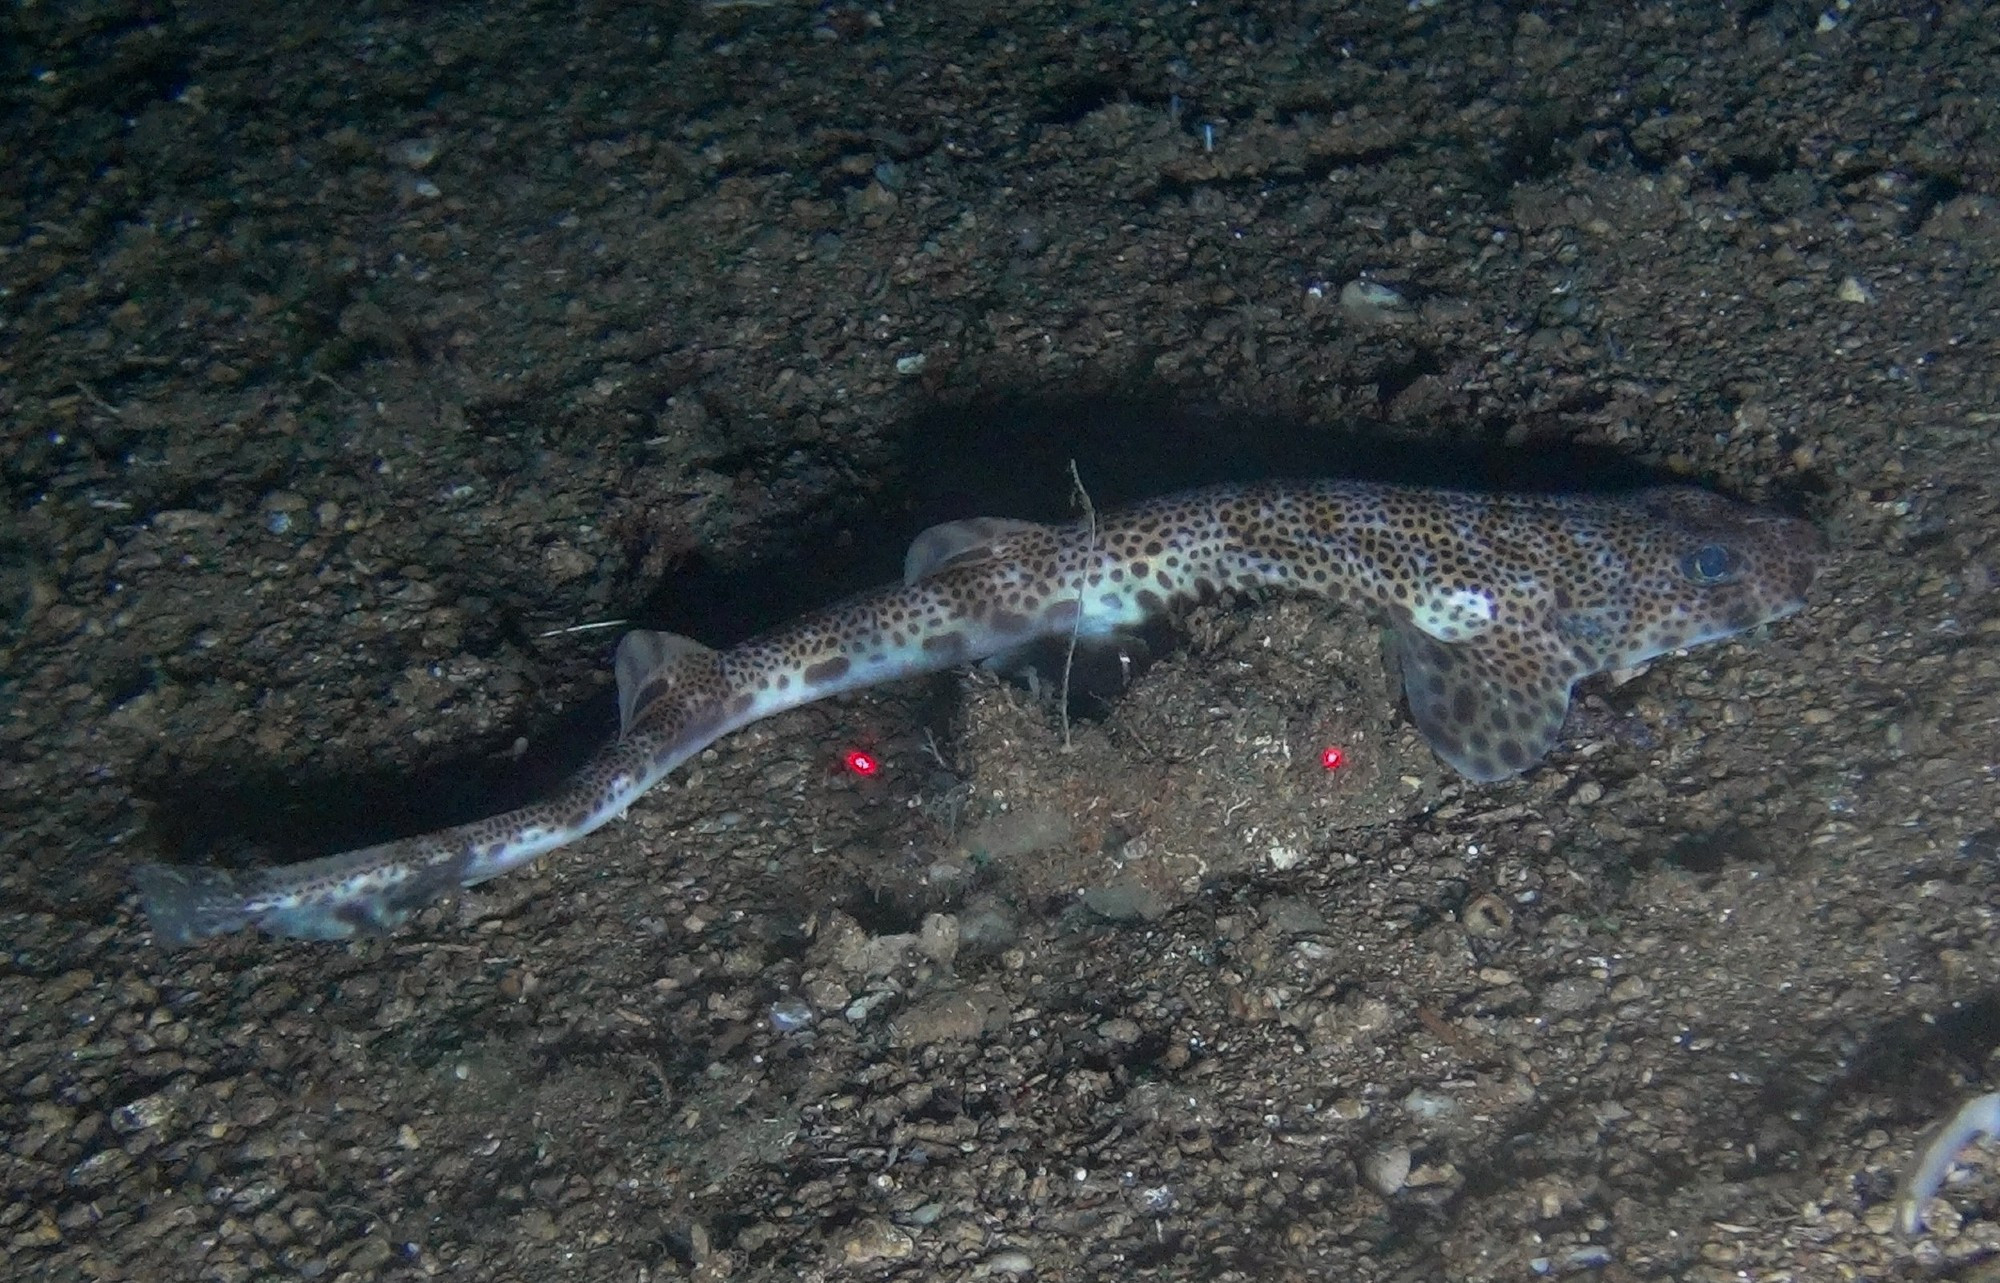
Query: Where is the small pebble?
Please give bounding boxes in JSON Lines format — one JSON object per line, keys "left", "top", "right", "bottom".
{"left": 388, "top": 136, "right": 442, "bottom": 169}
{"left": 1403, "top": 1088, "right": 1459, "bottom": 1120}
{"left": 1097, "top": 1017, "right": 1141, "bottom": 1044}
{"left": 1541, "top": 977, "right": 1604, "bottom": 1015}
{"left": 1608, "top": 976, "right": 1650, "bottom": 1003}
{"left": 918, "top": 913, "right": 960, "bottom": 964}
{"left": 1364, "top": 1145, "right": 1412, "bottom": 1195}
{"left": 804, "top": 976, "right": 851, "bottom": 1010}
{"left": 1406, "top": 1161, "right": 1458, "bottom": 1188}
{"left": 1563, "top": 1244, "right": 1614, "bottom": 1270}
{"left": 841, "top": 1218, "right": 913, "bottom": 1264}
{"left": 769, "top": 998, "right": 815, "bottom": 1033}
{"left": 1340, "top": 278, "right": 1410, "bottom": 323}
{"left": 1265, "top": 898, "right": 1329, "bottom": 935}
{"left": 1461, "top": 892, "right": 1514, "bottom": 938}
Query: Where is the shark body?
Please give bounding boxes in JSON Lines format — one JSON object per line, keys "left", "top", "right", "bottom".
{"left": 134, "top": 480, "right": 1824, "bottom": 945}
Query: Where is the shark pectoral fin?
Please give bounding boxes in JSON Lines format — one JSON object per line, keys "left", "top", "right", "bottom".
{"left": 614, "top": 629, "right": 719, "bottom": 737}
{"left": 903, "top": 517, "right": 1046, "bottom": 584}
{"left": 1394, "top": 624, "right": 1581, "bottom": 782}
{"left": 977, "top": 642, "right": 1038, "bottom": 678}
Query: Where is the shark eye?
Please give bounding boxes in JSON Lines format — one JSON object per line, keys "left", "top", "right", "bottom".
{"left": 1680, "top": 544, "right": 1740, "bottom": 584}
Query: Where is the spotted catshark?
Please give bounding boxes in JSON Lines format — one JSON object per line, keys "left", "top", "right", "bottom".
{"left": 134, "top": 480, "right": 1824, "bottom": 945}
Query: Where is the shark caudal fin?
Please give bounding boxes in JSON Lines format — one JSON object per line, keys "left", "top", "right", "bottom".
{"left": 133, "top": 631, "right": 728, "bottom": 948}
{"left": 132, "top": 863, "right": 259, "bottom": 946}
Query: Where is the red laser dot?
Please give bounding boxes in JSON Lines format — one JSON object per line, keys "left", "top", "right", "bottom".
{"left": 1319, "top": 746, "right": 1347, "bottom": 772}
{"left": 843, "top": 749, "right": 880, "bottom": 777}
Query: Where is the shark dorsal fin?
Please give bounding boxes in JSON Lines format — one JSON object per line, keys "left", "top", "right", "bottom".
{"left": 614, "top": 630, "right": 717, "bottom": 737}
{"left": 903, "top": 517, "right": 1045, "bottom": 584}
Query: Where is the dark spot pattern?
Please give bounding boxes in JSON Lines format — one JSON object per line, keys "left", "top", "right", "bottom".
{"left": 802, "top": 655, "right": 851, "bottom": 686}
{"left": 921, "top": 631, "right": 967, "bottom": 659}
